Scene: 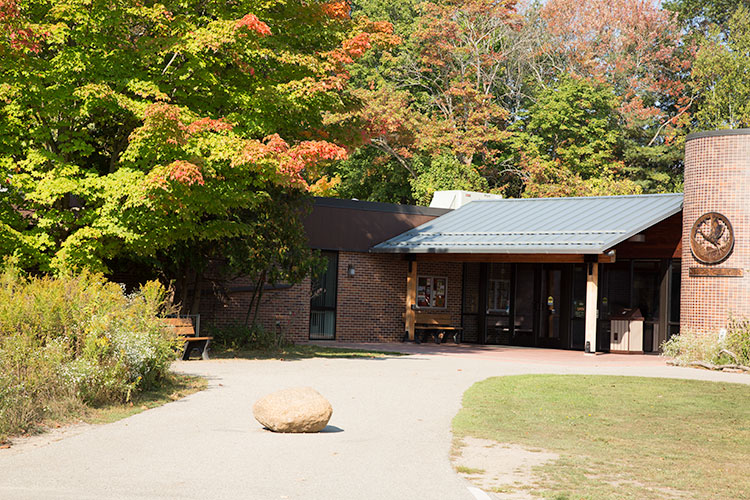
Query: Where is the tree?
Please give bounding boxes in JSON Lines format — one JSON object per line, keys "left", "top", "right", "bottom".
{"left": 410, "top": 153, "right": 489, "bottom": 205}
{"left": 691, "top": 6, "right": 750, "bottom": 130}
{"left": 329, "top": 147, "right": 415, "bottom": 204}
{"left": 664, "top": 0, "right": 747, "bottom": 37}
{"left": 521, "top": 77, "right": 623, "bottom": 179}
{"left": 533, "top": 0, "right": 691, "bottom": 193}
{"left": 0, "top": 0, "right": 390, "bottom": 315}
{"left": 504, "top": 77, "right": 641, "bottom": 197}
{"left": 333, "top": 1, "right": 520, "bottom": 173}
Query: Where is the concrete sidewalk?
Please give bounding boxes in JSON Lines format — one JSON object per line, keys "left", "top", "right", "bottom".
{"left": 1, "top": 349, "right": 747, "bottom": 500}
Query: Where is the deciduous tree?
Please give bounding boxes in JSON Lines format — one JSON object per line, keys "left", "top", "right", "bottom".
{"left": 691, "top": 6, "right": 750, "bottom": 130}
{"left": 0, "top": 0, "right": 389, "bottom": 315}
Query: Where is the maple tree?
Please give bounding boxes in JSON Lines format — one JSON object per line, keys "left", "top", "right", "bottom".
{"left": 0, "top": 0, "right": 390, "bottom": 315}
{"left": 325, "top": 0, "right": 521, "bottom": 201}
{"left": 333, "top": 0, "right": 690, "bottom": 203}
{"left": 536, "top": 0, "right": 691, "bottom": 192}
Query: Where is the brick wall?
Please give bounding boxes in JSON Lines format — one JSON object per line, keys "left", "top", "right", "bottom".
{"left": 333, "top": 253, "right": 463, "bottom": 342}
{"left": 682, "top": 131, "right": 750, "bottom": 334}
{"left": 199, "top": 252, "right": 464, "bottom": 343}
{"left": 199, "top": 275, "right": 311, "bottom": 341}
{"left": 335, "top": 252, "right": 406, "bottom": 342}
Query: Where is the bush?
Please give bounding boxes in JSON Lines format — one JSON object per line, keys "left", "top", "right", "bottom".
{"left": 208, "top": 322, "right": 290, "bottom": 351}
{"left": 0, "top": 267, "right": 180, "bottom": 439}
{"left": 661, "top": 316, "right": 750, "bottom": 367}
{"left": 725, "top": 317, "right": 750, "bottom": 365}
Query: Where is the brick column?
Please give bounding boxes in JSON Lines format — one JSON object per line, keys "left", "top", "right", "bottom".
{"left": 682, "top": 130, "right": 750, "bottom": 334}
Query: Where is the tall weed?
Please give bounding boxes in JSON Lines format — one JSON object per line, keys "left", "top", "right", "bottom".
{"left": 661, "top": 316, "right": 750, "bottom": 367}
{"left": 0, "top": 267, "right": 180, "bottom": 439}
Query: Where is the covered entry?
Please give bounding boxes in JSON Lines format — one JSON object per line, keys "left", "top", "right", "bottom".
{"left": 461, "top": 262, "right": 588, "bottom": 349}
{"left": 373, "top": 193, "right": 684, "bottom": 353}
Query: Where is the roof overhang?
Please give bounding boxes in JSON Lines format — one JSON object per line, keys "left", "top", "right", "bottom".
{"left": 371, "top": 193, "right": 684, "bottom": 255}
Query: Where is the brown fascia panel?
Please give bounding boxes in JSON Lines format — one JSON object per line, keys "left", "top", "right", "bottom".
{"left": 303, "top": 201, "right": 448, "bottom": 252}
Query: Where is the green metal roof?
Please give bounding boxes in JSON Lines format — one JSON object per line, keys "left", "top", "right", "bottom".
{"left": 371, "top": 193, "right": 683, "bottom": 254}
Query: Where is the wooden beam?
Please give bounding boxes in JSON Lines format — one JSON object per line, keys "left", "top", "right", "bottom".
{"left": 414, "top": 253, "right": 614, "bottom": 264}
{"left": 585, "top": 262, "right": 599, "bottom": 354}
{"left": 405, "top": 260, "right": 418, "bottom": 341}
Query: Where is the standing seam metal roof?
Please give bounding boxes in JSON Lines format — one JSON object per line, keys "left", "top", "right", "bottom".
{"left": 371, "top": 193, "right": 683, "bottom": 254}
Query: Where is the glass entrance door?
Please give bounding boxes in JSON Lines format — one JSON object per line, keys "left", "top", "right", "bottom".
{"left": 512, "top": 264, "right": 536, "bottom": 346}
{"left": 485, "top": 264, "right": 511, "bottom": 344}
{"left": 539, "top": 266, "right": 562, "bottom": 347}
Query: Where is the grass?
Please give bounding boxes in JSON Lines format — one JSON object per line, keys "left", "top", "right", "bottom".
{"left": 453, "top": 375, "right": 750, "bottom": 500}
{"left": 211, "top": 344, "right": 405, "bottom": 360}
{"left": 2, "top": 373, "right": 206, "bottom": 443}
{"left": 82, "top": 373, "right": 207, "bottom": 425}
{"left": 456, "top": 465, "right": 486, "bottom": 475}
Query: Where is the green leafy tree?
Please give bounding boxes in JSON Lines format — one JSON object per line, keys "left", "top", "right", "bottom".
{"left": 330, "top": 147, "right": 414, "bottom": 204}
{"left": 691, "top": 6, "right": 750, "bottom": 130}
{"left": 664, "top": 0, "right": 746, "bottom": 37}
{"left": 410, "top": 153, "right": 489, "bottom": 205}
{"left": 521, "top": 78, "right": 623, "bottom": 179}
{"left": 505, "top": 77, "right": 641, "bottom": 197}
{"left": 0, "top": 0, "right": 391, "bottom": 315}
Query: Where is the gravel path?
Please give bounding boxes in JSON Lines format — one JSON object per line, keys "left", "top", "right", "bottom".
{"left": 1, "top": 346, "right": 747, "bottom": 500}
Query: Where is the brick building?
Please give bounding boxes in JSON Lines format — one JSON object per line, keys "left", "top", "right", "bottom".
{"left": 200, "top": 129, "right": 750, "bottom": 352}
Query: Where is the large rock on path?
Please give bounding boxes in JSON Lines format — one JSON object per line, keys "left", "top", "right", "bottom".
{"left": 253, "top": 387, "right": 333, "bottom": 433}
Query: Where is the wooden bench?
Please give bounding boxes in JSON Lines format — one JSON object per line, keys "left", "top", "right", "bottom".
{"left": 405, "top": 311, "right": 463, "bottom": 344}
{"left": 164, "top": 317, "right": 212, "bottom": 360}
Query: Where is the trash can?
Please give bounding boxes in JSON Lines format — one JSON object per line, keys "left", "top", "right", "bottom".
{"left": 610, "top": 308, "right": 644, "bottom": 354}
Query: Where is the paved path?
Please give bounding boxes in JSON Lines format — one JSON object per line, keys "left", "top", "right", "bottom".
{"left": 1, "top": 346, "right": 748, "bottom": 500}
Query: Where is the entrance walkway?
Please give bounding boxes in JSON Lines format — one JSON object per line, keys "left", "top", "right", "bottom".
{"left": 317, "top": 342, "right": 669, "bottom": 367}
{"left": 0, "top": 349, "right": 746, "bottom": 499}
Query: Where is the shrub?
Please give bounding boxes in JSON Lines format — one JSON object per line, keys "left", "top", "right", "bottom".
{"left": 725, "top": 317, "right": 750, "bottom": 365}
{"left": 208, "top": 322, "right": 290, "bottom": 351}
{"left": 0, "top": 267, "right": 180, "bottom": 439}
{"left": 661, "top": 316, "right": 750, "bottom": 367}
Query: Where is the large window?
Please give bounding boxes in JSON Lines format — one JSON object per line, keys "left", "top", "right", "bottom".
{"left": 417, "top": 276, "right": 447, "bottom": 308}
{"left": 488, "top": 279, "right": 510, "bottom": 313}
{"left": 310, "top": 252, "right": 337, "bottom": 340}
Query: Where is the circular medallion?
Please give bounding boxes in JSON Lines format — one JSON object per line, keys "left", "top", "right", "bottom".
{"left": 690, "top": 212, "right": 734, "bottom": 264}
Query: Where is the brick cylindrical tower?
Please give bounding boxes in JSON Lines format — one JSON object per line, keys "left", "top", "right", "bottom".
{"left": 682, "top": 130, "right": 750, "bottom": 334}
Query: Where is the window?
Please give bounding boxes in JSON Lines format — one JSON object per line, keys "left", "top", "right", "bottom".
{"left": 310, "top": 252, "right": 337, "bottom": 340}
{"left": 488, "top": 279, "right": 511, "bottom": 313}
{"left": 417, "top": 276, "right": 447, "bottom": 308}
{"left": 487, "top": 263, "right": 511, "bottom": 314}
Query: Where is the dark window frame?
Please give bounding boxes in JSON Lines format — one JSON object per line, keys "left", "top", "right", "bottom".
{"left": 309, "top": 251, "right": 338, "bottom": 340}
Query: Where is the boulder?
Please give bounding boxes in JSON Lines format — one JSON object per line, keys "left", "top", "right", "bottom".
{"left": 253, "top": 387, "right": 333, "bottom": 433}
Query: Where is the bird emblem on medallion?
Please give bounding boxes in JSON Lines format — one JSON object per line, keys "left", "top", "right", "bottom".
{"left": 690, "top": 212, "right": 734, "bottom": 264}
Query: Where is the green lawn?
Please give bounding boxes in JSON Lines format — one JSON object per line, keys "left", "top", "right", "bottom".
{"left": 211, "top": 344, "right": 405, "bottom": 360}
{"left": 453, "top": 375, "right": 750, "bottom": 500}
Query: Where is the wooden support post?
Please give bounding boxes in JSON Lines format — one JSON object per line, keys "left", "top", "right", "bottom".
{"left": 585, "top": 262, "right": 598, "bottom": 354}
{"left": 405, "top": 260, "right": 418, "bottom": 341}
